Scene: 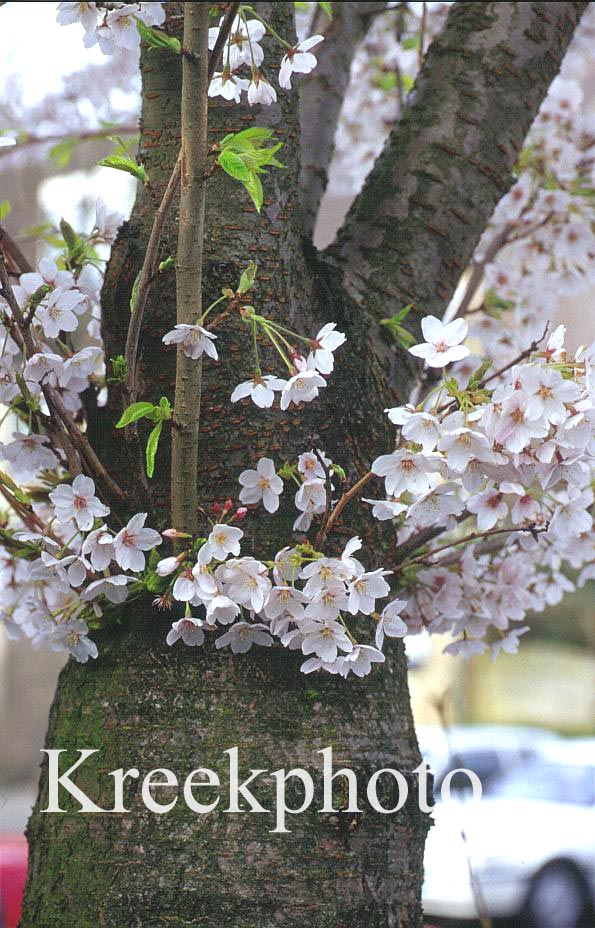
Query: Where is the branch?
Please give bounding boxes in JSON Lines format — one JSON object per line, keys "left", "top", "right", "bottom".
{"left": 394, "top": 521, "right": 549, "bottom": 573}
{"left": 124, "top": 158, "right": 181, "bottom": 401}
{"left": 170, "top": 2, "right": 209, "bottom": 536}
{"left": 325, "top": 2, "right": 588, "bottom": 320}
{"left": 0, "top": 224, "right": 32, "bottom": 275}
{"left": 299, "top": 2, "right": 387, "bottom": 239}
{"left": 0, "top": 125, "right": 138, "bottom": 159}
{"left": 316, "top": 469, "right": 375, "bottom": 547}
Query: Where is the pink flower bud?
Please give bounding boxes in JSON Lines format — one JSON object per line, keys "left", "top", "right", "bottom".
{"left": 223, "top": 498, "right": 233, "bottom": 512}
{"left": 162, "top": 528, "right": 191, "bottom": 539}
{"left": 291, "top": 353, "right": 307, "bottom": 371}
{"left": 235, "top": 507, "right": 248, "bottom": 520}
{"left": 212, "top": 501, "right": 222, "bottom": 514}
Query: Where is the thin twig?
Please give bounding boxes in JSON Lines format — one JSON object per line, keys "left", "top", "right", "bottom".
{"left": 313, "top": 447, "right": 335, "bottom": 550}
{"left": 124, "top": 157, "right": 181, "bottom": 401}
{"left": 393, "top": 521, "right": 549, "bottom": 573}
{"left": 208, "top": 2, "right": 241, "bottom": 81}
{"left": 481, "top": 322, "right": 549, "bottom": 386}
{"left": 394, "top": 509, "right": 471, "bottom": 564}
{"left": 317, "top": 470, "right": 375, "bottom": 548}
{"left": 0, "top": 124, "right": 138, "bottom": 158}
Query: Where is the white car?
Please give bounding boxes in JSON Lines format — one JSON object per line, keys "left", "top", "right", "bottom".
{"left": 422, "top": 740, "right": 595, "bottom": 927}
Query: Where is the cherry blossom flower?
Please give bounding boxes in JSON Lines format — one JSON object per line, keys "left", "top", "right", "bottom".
{"left": 280, "top": 369, "right": 326, "bottom": 410}
{"left": 372, "top": 450, "right": 440, "bottom": 496}
{"left": 36, "top": 287, "right": 85, "bottom": 339}
{"left": 218, "top": 558, "right": 271, "bottom": 612}
{"left": 208, "top": 70, "right": 250, "bottom": 103}
{"left": 490, "top": 626, "right": 530, "bottom": 659}
{"left": 49, "top": 475, "right": 110, "bottom": 531}
{"left": 230, "top": 375, "right": 286, "bottom": 408}
{"left": 19, "top": 256, "right": 73, "bottom": 294}
{"left": 82, "top": 575, "right": 132, "bottom": 605}
{"left": 215, "top": 621, "right": 273, "bottom": 654}
{"left": 162, "top": 324, "right": 218, "bottom": 360}
{"left": 247, "top": 74, "right": 277, "bottom": 107}
{"left": 375, "top": 600, "right": 408, "bottom": 649}
{"left": 297, "top": 449, "right": 331, "bottom": 480}
{"left": 166, "top": 616, "right": 205, "bottom": 647}
{"left": 239, "top": 457, "right": 284, "bottom": 513}
{"left": 208, "top": 15, "right": 265, "bottom": 70}
{"left": 263, "top": 586, "right": 308, "bottom": 621}
{"left": 0, "top": 433, "right": 58, "bottom": 481}
{"left": 204, "top": 524, "right": 243, "bottom": 561}
{"left": 205, "top": 595, "right": 240, "bottom": 626}
{"left": 113, "top": 514, "right": 161, "bottom": 572}
{"left": 363, "top": 498, "right": 407, "bottom": 521}
{"left": 56, "top": 2, "right": 98, "bottom": 35}
{"left": 467, "top": 489, "right": 508, "bottom": 531}
{"left": 278, "top": 35, "right": 324, "bottom": 89}
{"left": 49, "top": 618, "right": 98, "bottom": 663}
{"left": 307, "top": 323, "right": 346, "bottom": 375}
{"left": 94, "top": 197, "right": 124, "bottom": 243}
{"left": 81, "top": 526, "right": 115, "bottom": 571}
{"left": 409, "top": 316, "right": 469, "bottom": 368}
{"left": 301, "top": 618, "right": 353, "bottom": 663}
{"left": 347, "top": 569, "right": 391, "bottom": 615}
{"left": 340, "top": 645, "right": 385, "bottom": 677}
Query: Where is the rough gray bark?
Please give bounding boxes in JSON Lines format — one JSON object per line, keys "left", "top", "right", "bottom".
{"left": 327, "top": 2, "right": 587, "bottom": 320}
{"left": 299, "top": 2, "right": 387, "bottom": 238}
{"left": 21, "top": 2, "right": 586, "bottom": 926}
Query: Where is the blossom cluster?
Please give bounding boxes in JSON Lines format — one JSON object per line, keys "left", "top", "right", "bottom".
{"left": 368, "top": 318, "right": 594, "bottom": 658}
{"left": 56, "top": 3, "right": 324, "bottom": 107}
{"left": 158, "top": 519, "right": 406, "bottom": 678}
{"left": 0, "top": 474, "right": 161, "bottom": 662}
{"left": 56, "top": 2, "right": 166, "bottom": 55}
{"left": 208, "top": 13, "right": 323, "bottom": 106}
{"left": 162, "top": 313, "right": 346, "bottom": 412}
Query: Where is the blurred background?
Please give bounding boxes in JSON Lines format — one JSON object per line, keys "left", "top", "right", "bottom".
{"left": 0, "top": 4, "right": 593, "bottom": 928}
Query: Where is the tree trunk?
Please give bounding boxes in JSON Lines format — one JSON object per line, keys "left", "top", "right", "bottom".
{"left": 21, "top": 4, "right": 426, "bottom": 926}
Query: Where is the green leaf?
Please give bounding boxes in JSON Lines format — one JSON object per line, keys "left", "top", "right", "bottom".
{"left": 98, "top": 154, "right": 149, "bottom": 185}
{"left": 59, "top": 218, "right": 79, "bottom": 253}
{"left": 129, "top": 269, "right": 142, "bottom": 314}
{"left": 116, "top": 402, "right": 155, "bottom": 428}
{"left": 380, "top": 305, "right": 416, "bottom": 348}
{"left": 237, "top": 261, "right": 257, "bottom": 294}
{"left": 109, "top": 355, "right": 128, "bottom": 383}
{"left": 159, "top": 255, "right": 175, "bottom": 272}
{"left": 467, "top": 359, "right": 492, "bottom": 388}
{"left": 59, "top": 218, "right": 85, "bottom": 265}
{"left": 402, "top": 34, "right": 420, "bottom": 51}
{"left": 49, "top": 138, "right": 78, "bottom": 169}
{"left": 158, "top": 396, "right": 172, "bottom": 416}
{"left": 242, "top": 172, "right": 264, "bottom": 212}
{"left": 0, "top": 199, "right": 11, "bottom": 221}
{"left": 319, "top": 1, "right": 332, "bottom": 16}
{"left": 145, "top": 420, "right": 163, "bottom": 478}
{"left": 220, "top": 127, "right": 275, "bottom": 150}
{"left": 218, "top": 149, "right": 252, "bottom": 182}
{"left": 136, "top": 18, "right": 181, "bottom": 53}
